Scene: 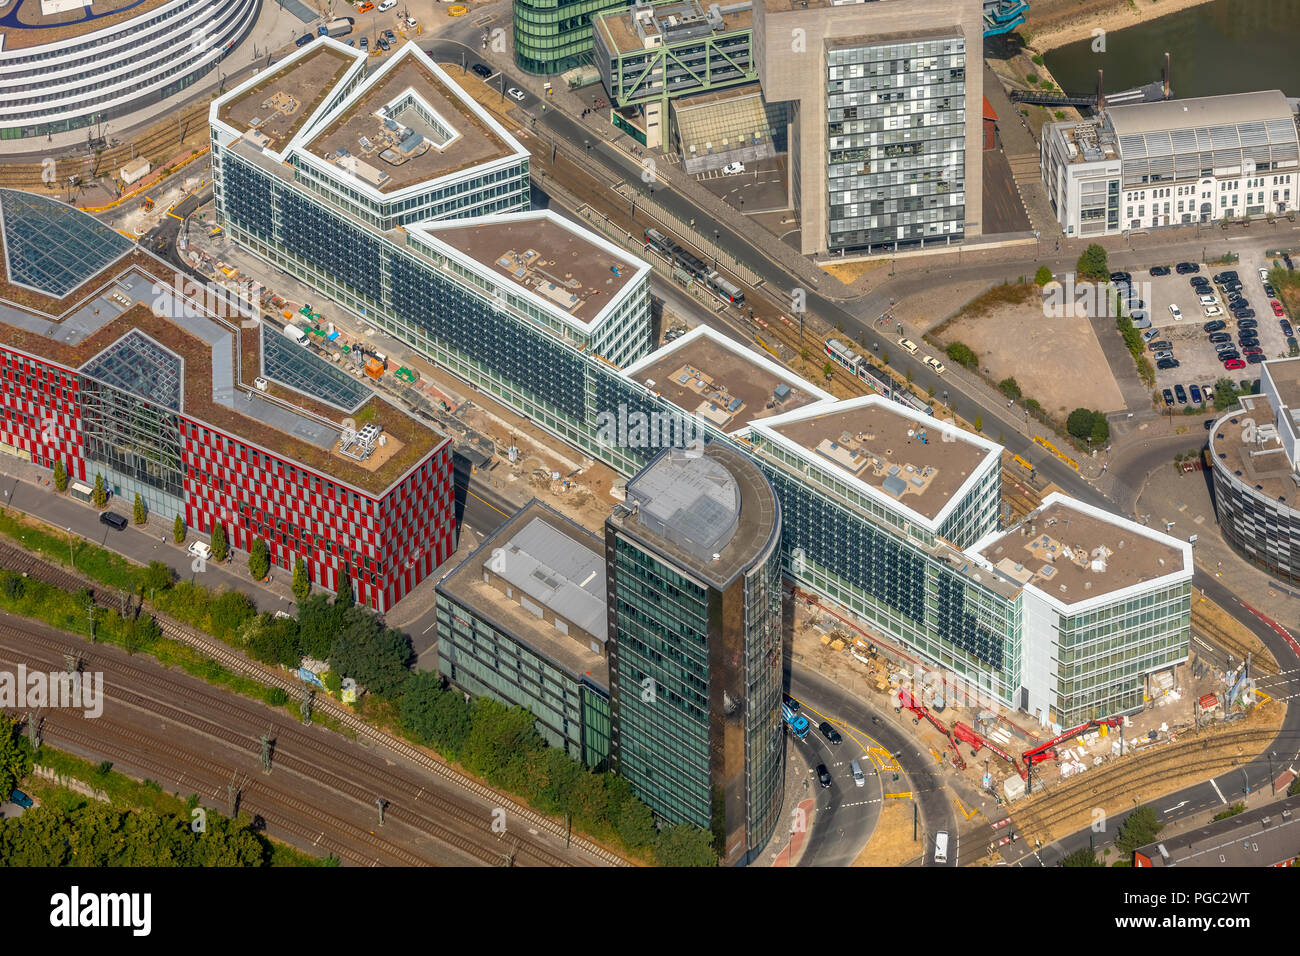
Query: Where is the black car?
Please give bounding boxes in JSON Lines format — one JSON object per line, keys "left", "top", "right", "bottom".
{"left": 1216, "top": 350, "right": 1240, "bottom": 362}
{"left": 1156, "top": 357, "right": 1181, "bottom": 371}
{"left": 1212, "top": 271, "right": 1238, "bottom": 284}
{"left": 1110, "top": 271, "right": 1132, "bottom": 284}
{"left": 1176, "top": 262, "right": 1200, "bottom": 274}
{"left": 783, "top": 695, "right": 801, "bottom": 713}
{"left": 1288, "top": 336, "right": 1299, "bottom": 354}
{"left": 1190, "top": 384, "right": 1203, "bottom": 404}
{"left": 818, "top": 721, "right": 842, "bottom": 745}
{"left": 99, "top": 511, "right": 127, "bottom": 531}
{"left": 1285, "top": 253, "right": 1295, "bottom": 270}
{"left": 1237, "top": 318, "right": 1259, "bottom": 329}
{"left": 816, "top": 764, "right": 832, "bottom": 789}
{"left": 1162, "top": 388, "right": 1175, "bottom": 406}
{"left": 295, "top": 33, "right": 313, "bottom": 46}
{"left": 1232, "top": 308, "right": 1256, "bottom": 320}
{"left": 1204, "top": 419, "right": 1215, "bottom": 430}
{"left": 471, "top": 62, "right": 493, "bottom": 78}
{"left": 1208, "top": 332, "right": 1231, "bottom": 344}
{"left": 1147, "top": 340, "right": 1173, "bottom": 351}
{"left": 1149, "top": 265, "right": 1171, "bottom": 277}
{"left": 1203, "top": 320, "right": 1227, "bottom": 333}
{"left": 1264, "top": 283, "right": 1277, "bottom": 298}
{"left": 377, "top": 36, "right": 390, "bottom": 51}
{"left": 1221, "top": 281, "right": 1243, "bottom": 294}
{"left": 1174, "top": 384, "right": 1188, "bottom": 403}
{"left": 1247, "top": 353, "right": 1266, "bottom": 364}
{"left": 1281, "top": 319, "right": 1294, "bottom": 337}
{"left": 383, "top": 28, "right": 396, "bottom": 42}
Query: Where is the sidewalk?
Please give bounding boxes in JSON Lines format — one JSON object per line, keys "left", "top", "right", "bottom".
{"left": 0, "top": 458, "right": 297, "bottom": 616}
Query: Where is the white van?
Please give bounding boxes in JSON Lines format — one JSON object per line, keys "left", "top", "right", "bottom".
{"left": 933, "top": 830, "right": 949, "bottom": 864}
{"left": 722, "top": 161, "right": 745, "bottom": 175}
{"left": 898, "top": 337, "right": 920, "bottom": 354}
{"left": 187, "top": 540, "right": 212, "bottom": 562}
{"left": 850, "top": 759, "right": 866, "bottom": 788}
{"left": 377, "top": 0, "right": 396, "bottom": 9}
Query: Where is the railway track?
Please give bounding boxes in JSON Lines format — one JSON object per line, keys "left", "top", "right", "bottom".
{"left": 0, "top": 622, "right": 578, "bottom": 867}
{"left": 0, "top": 543, "right": 627, "bottom": 866}
{"left": 1192, "top": 605, "right": 1278, "bottom": 676}
{"left": 1010, "top": 724, "right": 1279, "bottom": 844}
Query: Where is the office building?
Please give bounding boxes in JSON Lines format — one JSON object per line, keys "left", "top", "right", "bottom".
{"left": 0, "top": 0, "right": 259, "bottom": 139}
{"left": 593, "top": 0, "right": 757, "bottom": 150}
{"left": 1042, "top": 90, "right": 1299, "bottom": 238}
{"left": 0, "top": 189, "right": 454, "bottom": 612}
{"left": 1209, "top": 357, "right": 1300, "bottom": 585}
{"left": 606, "top": 443, "right": 783, "bottom": 865}
{"left": 514, "top": 0, "right": 630, "bottom": 76}
{"left": 436, "top": 500, "right": 612, "bottom": 769}
{"left": 754, "top": 0, "right": 985, "bottom": 256}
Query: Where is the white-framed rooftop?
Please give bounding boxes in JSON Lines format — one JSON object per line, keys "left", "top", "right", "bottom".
{"left": 286, "top": 42, "right": 529, "bottom": 207}
{"left": 405, "top": 208, "right": 652, "bottom": 338}
{"left": 208, "top": 35, "right": 368, "bottom": 163}
{"left": 744, "top": 392, "right": 1003, "bottom": 533}
{"left": 966, "top": 491, "right": 1193, "bottom": 616}
{"left": 621, "top": 324, "right": 837, "bottom": 434}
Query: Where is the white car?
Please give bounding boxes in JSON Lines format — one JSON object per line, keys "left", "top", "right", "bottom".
{"left": 1259, "top": 268, "right": 1270, "bottom": 282}
{"left": 1197, "top": 295, "right": 1218, "bottom": 307}
{"left": 722, "top": 161, "right": 745, "bottom": 175}
{"left": 1168, "top": 303, "right": 1182, "bottom": 321}
{"left": 404, "top": 15, "right": 417, "bottom": 27}
{"left": 898, "top": 337, "right": 919, "bottom": 354}
{"left": 377, "top": 0, "right": 396, "bottom": 10}
{"left": 923, "top": 355, "right": 946, "bottom": 374}
{"left": 1204, "top": 305, "right": 1223, "bottom": 318}
{"left": 507, "top": 87, "right": 525, "bottom": 101}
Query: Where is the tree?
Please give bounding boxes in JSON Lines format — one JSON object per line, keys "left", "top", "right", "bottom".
{"left": 132, "top": 493, "right": 146, "bottom": 525}
{"left": 945, "top": 342, "right": 979, "bottom": 369}
{"left": 974, "top": 414, "right": 983, "bottom": 431}
{"left": 327, "top": 606, "right": 412, "bottom": 699}
{"left": 1034, "top": 265, "right": 1053, "bottom": 286}
{"left": 297, "top": 593, "right": 343, "bottom": 661}
{"left": 142, "top": 560, "right": 173, "bottom": 594}
{"left": 173, "top": 514, "right": 186, "bottom": 545}
{"left": 239, "top": 612, "right": 301, "bottom": 667}
{"left": 1115, "top": 806, "right": 1163, "bottom": 856}
{"left": 248, "top": 538, "right": 270, "bottom": 581}
{"left": 1090, "top": 415, "right": 1110, "bottom": 444}
{"left": 1076, "top": 243, "right": 1109, "bottom": 281}
{"left": 1061, "top": 847, "right": 1102, "bottom": 867}
{"left": 210, "top": 523, "right": 228, "bottom": 563}
{"left": 335, "top": 566, "right": 354, "bottom": 610}
{"left": 52, "top": 460, "right": 68, "bottom": 493}
{"left": 0, "top": 716, "right": 32, "bottom": 804}
{"left": 292, "top": 557, "right": 310, "bottom": 602}
{"left": 92, "top": 473, "right": 107, "bottom": 508}
{"left": 654, "top": 824, "right": 717, "bottom": 866}
{"left": 1067, "top": 408, "right": 1096, "bottom": 440}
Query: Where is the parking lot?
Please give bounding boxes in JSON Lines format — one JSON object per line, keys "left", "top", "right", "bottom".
{"left": 1124, "top": 253, "right": 1296, "bottom": 409}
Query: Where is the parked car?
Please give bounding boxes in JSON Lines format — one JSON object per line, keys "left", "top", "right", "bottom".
{"left": 1242, "top": 346, "right": 1264, "bottom": 357}
{"left": 723, "top": 161, "right": 746, "bottom": 175}
{"left": 1221, "top": 281, "right": 1243, "bottom": 294}
{"left": 1223, "top": 358, "right": 1246, "bottom": 370}
{"left": 1213, "top": 271, "right": 1238, "bottom": 284}
{"left": 1203, "top": 320, "right": 1227, "bottom": 333}
{"left": 818, "top": 721, "right": 842, "bottom": 745}
{"left": 1247, "top": 353, "right": 1266, "bottom": 364}
{"left": 898, "top": 337, "right": 919, "bottom": 354}
{"left": 1190, "top": 275, "right": 1211, "bottom": 287}
{"left": 404, "top": 16, "right": 418, "bottom": 28}
{"left": 1168, "top": 303, "right": 1183, "bottom": 321}
{"left": 8, "top": 789, "right": 33, "bottom": 809}
{"left": 1152, "top": 349, "right": 1174, "bottom": 361}
{"left": 1237, "top": 319, "right": 1259, "bottom": 331}
{"left": 377, "top": 0, "right": 396, "bottom": 10}
{"left": 1263, "top": 283, "right": 1277, "bottom": 298}
{"left": 507, "top": 86, "right": 526, "bottom": 101}
{"left": 924, "top": 356, "right": 946, "bottom": 374}
{"left": 1162, "top": 388, "right": 1175, "bottom": 407}
{"left": 1288, "top": 336, "right": 1299, "bottom": 354}
{"left": 1204, "top": 419, "right": 1216, "bottom": 430}
{"left": 1217, "top": 350, "right": 1240, "bottom": 362}
{"left": 1216, "top": 343, "right": 1239, "bottom": 356}
{"left": 99, "top": 511, "right": 127, "bottom": 530}
{"left": 1259, "top": 267, "right": 1271, "bottom": 282}
{"left": 817, "top": 764, "right": 832, "bottom": 789}
{"left": 295, "top": 33, "right": 314, "bottom": 46}
{"left": 1208, "top": 332, "right": 1231, "bottom": 344}
{"left": 1176, "top": 262, "right": 1200, "bottom": 274}
{"left": 1189, "top": 384, "right": 1203, "bottom": 404}
{"left": 1156, "top": 357, "right": 1180, "bottom": 371}
{"left": 376, "top": 36, "right": 390, "bottom": 50}
{"left": 472, "top": 62, "right": 492, "bottom": 78}
{"left": 1232, "top": 308, "right": 1255, "bottom": 320}
{"left": 1197, "top": 295, "right": 1219, "bottom": 307}
{"left": 1147, "top": 340, "right": 1173, "bottom": 351}
{"left": 1272, "top": 300, "right": 1287, "bottom": 316}
{"left": 359, "top": 36, "right": 368, "bottom": 50}
{"left": 1149, "top": 265, "right": 1171, "bottom": 276}
{"left": 1174, "top": 385, "right": 1188, "bottom": 403}
{"left": 1110, "top": 271, "right": 1132, "bottom": 283}
{"left": 1203, "top": 384, "right": 1215, "bottom": 402}
{"left": 358, "top": 0, "right": 373, "bottom": 10}
{"left": 383, "top": 28, "right": 396, "bottom": 42}
{"left": 1143, "top": 327, "right": 1162, "bottom": 341}
{"left": 1204, "top": 305, "right": 1223, "bottom": 318}
{"left": 1131, "top": 310, "right": 1151, "bottom": 327}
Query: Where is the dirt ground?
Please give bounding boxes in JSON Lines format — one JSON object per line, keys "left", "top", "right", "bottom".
{"left": 933, "top": 293, "right": 1126, "bottom": 416}
{"left": 1021, "top": 0, "right": 1218, "bottom": 51}
{"left": 852, "top": 798, "right": 921, "bottom": 867}
{"left": 820, "top": 258, "right": 888, "bottom": 284}
{"left": 1193, "top": 599, "right": 1280, "bottom": 675}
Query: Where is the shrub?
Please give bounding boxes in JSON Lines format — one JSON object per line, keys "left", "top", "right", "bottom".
{"left": 999, "top": 377, "right": 1023, "bottom": 401}
{"left": 1031, "top": 54, "right": 1044, "bottom": 66}
{"left": 292, "top": 557, "right": 310, "bottom": 602}
{"left": 1034, "top": 265, "right": 1053, "bottom": 286}
{"left": 1026, "top": 73, "right": 1038, "bottom": 85}
{"left": 133, "top": 493, "right": 146, "bottom": 525}
{"left": 210, "top": 523, "right": 228, "bottom": 563}
{"left": 53, "top": 460, "right": 68, "bottom": 493}
{"left": 945, "top": 342, "right": 979, "bottom": 369}
{"left": 1054, "top": 110, "right": 1066, "bottom": 120}
{"left": 248, "top": 538, "right": 270, "bottom": 581}
{"left": 1077, "top": 243, "right": 1108, "bottom": 280}
{"left": 173, "top": 514, "right": 185, "bottom": 545}
{"left": 92, "top": 473, "right": 107, "bottom": 508}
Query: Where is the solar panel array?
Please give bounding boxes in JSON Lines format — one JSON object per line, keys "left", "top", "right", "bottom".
{"left": 261, "top": 324, "right": 370, "bottom": 412}
{"left": 0, "top": 189, "right": 133, "bottom": 297}
{"left": 81, "top": 330, "right": 184, "bottom": 411}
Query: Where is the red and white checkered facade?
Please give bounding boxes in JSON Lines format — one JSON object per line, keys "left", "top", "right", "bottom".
{"left": 0, "top": 347, "right": 86, "bottom": 480}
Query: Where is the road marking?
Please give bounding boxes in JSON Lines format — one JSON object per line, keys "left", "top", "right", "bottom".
{"left": 1209, "top": 777, "right": 1227, "bottom": 804}
{"left": 1163, "top": 800, "right": 1188, "bottom": 813}
{"left": 422, "top": 620, "right": 437, "bottom": 634}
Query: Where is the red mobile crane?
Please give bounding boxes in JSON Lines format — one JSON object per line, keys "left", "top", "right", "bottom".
{"left": 953, "top": 721, "right": 1026, "bottom": 779}
{"left": 898, "top": 688, "right": 967, "bottom": 771}
{"left": 1020, "top": 717, "right": 1125, "bottom": 773}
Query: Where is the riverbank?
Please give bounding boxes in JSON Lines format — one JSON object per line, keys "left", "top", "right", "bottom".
{"left": 1023, "top": 0, "right": 1219, "bottom": 52}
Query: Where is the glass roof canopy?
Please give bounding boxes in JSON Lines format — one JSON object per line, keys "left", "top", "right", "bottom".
{"left": 81, "top": 330, "right": 184, "bottom": 411}
{"left": 261, "top": 324, "right": 371, "bottom": 412}
{"left": 0, "top": 189, "right": 133, "bottom": 298}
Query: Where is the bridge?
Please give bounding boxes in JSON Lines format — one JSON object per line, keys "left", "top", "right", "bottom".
{"left": 1009, "top": 81, "right": 1170, "bottom": 110}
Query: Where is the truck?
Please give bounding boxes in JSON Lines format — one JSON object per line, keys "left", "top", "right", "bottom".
{"left": 319, "top": 17, "right": 353, "bottom": 38}
{"left": 782, "top": 702, "right": 809, "bottom": 740}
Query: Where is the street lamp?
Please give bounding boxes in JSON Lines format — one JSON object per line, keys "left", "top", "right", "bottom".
{"left": 66, "top": 528, "right": 74, "bottom": 569}
{"left": 1268, "top": 752, "right": 1276, "bottom": 795}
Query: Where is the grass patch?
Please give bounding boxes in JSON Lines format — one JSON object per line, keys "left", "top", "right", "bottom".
{"left": 930, "top": 280, "right": 1036, "bottom": 337}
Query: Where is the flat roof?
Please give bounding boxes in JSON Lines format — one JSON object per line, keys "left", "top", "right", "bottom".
{"left": 1106, "top": 90, "right": 1295, "bottom": 138}
{"left": 1209, "top": 394, "right": 1299, "bottom": 506}
{"left": 595, "top": 0, "right": 753, "bottom": 54}
{"left": 623, "top": 325, "right": 831, "bottom": 432}
{"left": 1136, "top": 796, "right": 1300, "bottom": 867}
{"left": 1265, "top": 356, "right": 1300, "bottom": 413}
{"left": 972, "top": 494, "right": 1190, "bottom": 607}
{"left": 609, "top": 443, "right": 778, "bottom": 590}
{"left": 300, "top": 47, "right": 517, "bottom": 194}
{"left": 438, "top": 500, "right": 609, "bottom": 688}
{"left": 753, "top": 394, "right": 999, "bottom": 524}
{"left": 672, "top": 81, "right": 764, "bottom": 112}
{"left": 0, "top": 0, "right": 172, "bottom": 53}
{"left": 0, "top": 198, "right": 443, "bottom": 497}
{"left": 217, "top": 43, "right": 360, "bottom": 154}
{"left": 418, "top": 212, "right": 641, "bottom": 325}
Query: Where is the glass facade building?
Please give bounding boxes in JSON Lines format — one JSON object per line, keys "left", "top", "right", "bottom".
{"left": 514, "top": 0, "right": 631, "bottom": 75}
{"left": 826, "top": 34, "right": 968, "bottom": 252}
{"left": 606, "top": 445, "right": 784, "bottom": 865}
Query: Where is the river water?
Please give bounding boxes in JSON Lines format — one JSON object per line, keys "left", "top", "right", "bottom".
{"left": 1045, "top": 0, "right": 1300, "bottom": 101}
